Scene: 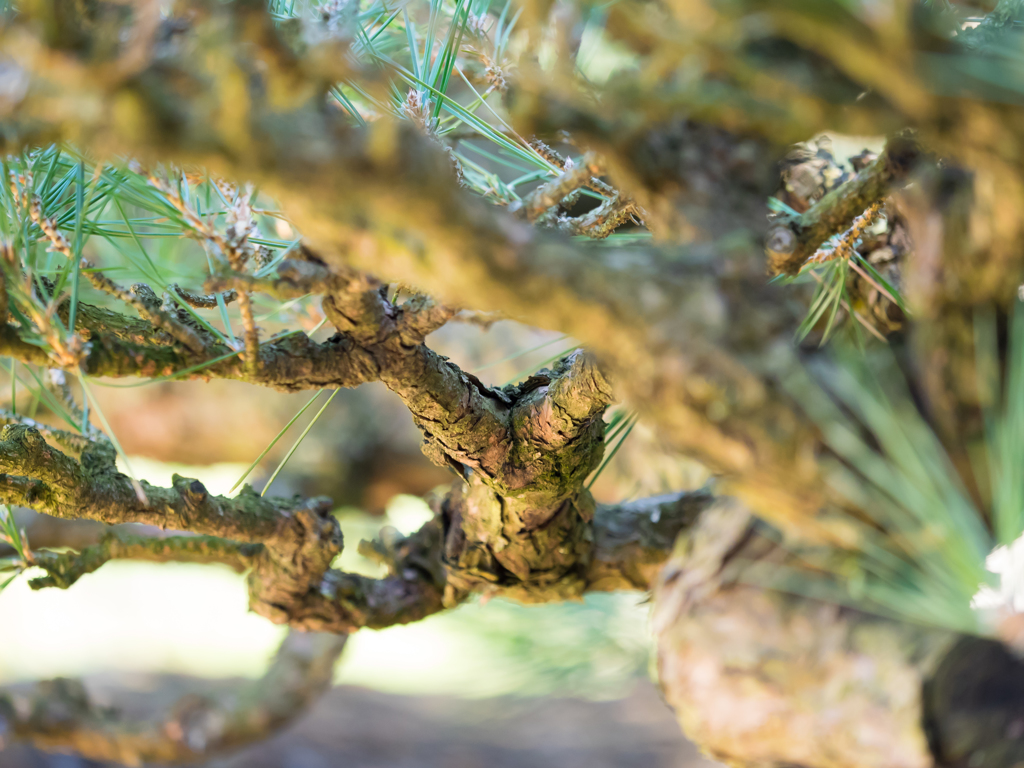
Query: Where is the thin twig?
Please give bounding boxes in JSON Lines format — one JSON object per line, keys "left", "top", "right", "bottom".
{"left": 30, "top": 196, "right": 207, "bottom": 354}
{"left": 519, "top": 153, "right": 602, "bottom": 221}
{"left": 806, "top": 201, "right": 885, "bottom": 266}
{"left": 559, "top": 195, "right": 643, "bottom": 239}
{"left": 148, "top": 173, "right": 262, "bottom": 375}
{"left": 169, "top": 283, "right": 238, "bottom": 309}
{"left": 23, "top": 196, "right": 85, "bottom": 366}
{"left": 88, "top": 271, "right": 207, "bottom": 353}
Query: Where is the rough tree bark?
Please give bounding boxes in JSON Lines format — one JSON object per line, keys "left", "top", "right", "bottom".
{"left": 0, "top": 0, "right": 1022, "bottom": 767}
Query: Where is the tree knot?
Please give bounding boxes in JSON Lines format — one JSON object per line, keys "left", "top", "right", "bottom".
{"left": 2, "top": 424, "right": 47, "bottom": 453}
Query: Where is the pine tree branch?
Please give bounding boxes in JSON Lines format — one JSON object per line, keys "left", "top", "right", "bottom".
{"left": 587, "top": 488, "right": 716, "bottom": 592}
{"left": 0, "top": 0, "right": 828, "bottom": 542}
{"left": 765, "top": 136, "right": 923, "bottom": 275}
{"left": 21, "top": 483, "right": 714, "bottom": 623}
{"left": 28, "top": 531, "right": 260, "bottom": 589}
{"left": 0, "top": 420, "right": 440, "bottom": 629}
{"left": 0, "top": 630, "right": 347, "bottom": 765}
{"left": 5, "top": 383, "right": 710, "bottom": 624}
{"left": 169, "top": 284, "right": 238, "bottom": 309}
{"left": 0, "top": 409, "right": 93, "bottom": 454}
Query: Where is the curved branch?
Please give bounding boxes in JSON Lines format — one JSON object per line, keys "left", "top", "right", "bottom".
{"left": 0, "top": 630, "right": 347, "bottom": 765}
{"left": 16, "top": 439, "right": 710, "bottom": 629}
{"left": 0, "top": 0, "right": 1015, "bottom": 550}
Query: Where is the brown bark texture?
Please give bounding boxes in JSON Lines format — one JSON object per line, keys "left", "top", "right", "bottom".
{"left": 0, "top": 0, "right": 1023, "bottom": 766}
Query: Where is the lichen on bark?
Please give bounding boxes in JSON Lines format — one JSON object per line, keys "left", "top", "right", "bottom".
{"left": 2, "top": 0, "right": 1024, "bottom": 765}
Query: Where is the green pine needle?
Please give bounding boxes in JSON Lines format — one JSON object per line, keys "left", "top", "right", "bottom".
{"left": 231, "top": 389, "right": 328, "bottom": 493}
{"left": 260, "top": 389, "right": 341, "bottom": 497}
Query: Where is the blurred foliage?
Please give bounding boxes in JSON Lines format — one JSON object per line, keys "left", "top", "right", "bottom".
{"left": 739, "top": 304, "right": 1024, "bottom": 636}
{"left": 442, "top": 593, "right": 652, "bottom": 699}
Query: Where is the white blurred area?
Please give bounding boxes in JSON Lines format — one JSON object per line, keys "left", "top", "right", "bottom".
{"left": 974, "top": 537, "right": 1024, "bottom": 615}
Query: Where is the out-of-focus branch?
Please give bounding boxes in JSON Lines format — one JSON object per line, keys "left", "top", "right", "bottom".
{"left": 650, "top": 491, "right": 1024, "bottom": 768}
{"left": 29, "top": 530, "right": 259, "bottom": 589}
{"left": 0, "top": 630, "right": 347, "bottom": 765}
{"left": 651, "top": 498, "right": 954, "bottom": 768}
{"left": 765, "top": 136, "right": 924, "bottom": 275}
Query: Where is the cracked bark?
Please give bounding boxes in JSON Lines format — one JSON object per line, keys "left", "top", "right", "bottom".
{"left": 1, "top": 0, "right": 1024, "bottom": 766}
{"left": 651, "top": 498, "right": 1007, "bottom": 768}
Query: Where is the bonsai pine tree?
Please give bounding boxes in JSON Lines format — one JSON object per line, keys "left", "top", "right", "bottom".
{"left": 0, "top": 0, "right": 1024, "bottom": 765}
